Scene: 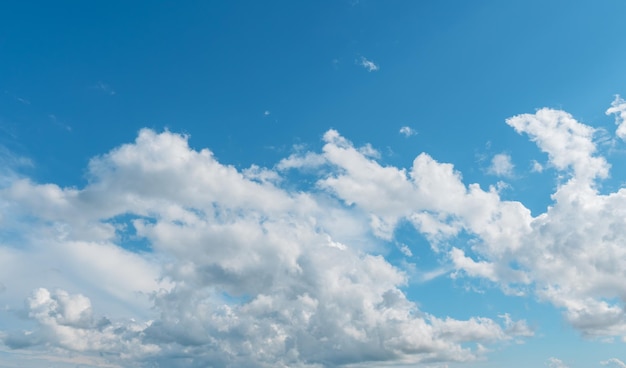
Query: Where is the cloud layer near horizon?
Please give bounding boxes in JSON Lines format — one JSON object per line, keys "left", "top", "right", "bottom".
{"left": 1, "top": 99, "right": 626, "bottom": 366}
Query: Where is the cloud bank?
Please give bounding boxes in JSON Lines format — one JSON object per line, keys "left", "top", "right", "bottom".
{"left": 2, "top": 98, "right": 626, "bottom": 366}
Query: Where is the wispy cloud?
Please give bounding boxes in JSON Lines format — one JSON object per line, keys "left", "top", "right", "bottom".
{"left": 48, "top": 114, "right": 71, "bottom": 132}
{"left": 399, "top": 126, "right": 417, "bottom": 137}
{"left": 602, "top": 358, "right": 626, "bottom": 368}
{"left": 397, "top": 243, "right": 413, "bottom": 257}
{"left": 606, "top": 95, "right": 626, "bottom": 141}
{"left": 92, "top": 81, "right": 116, "bottom": 95}
{"left": 531, "top": 160, "right": 543, "bottom": 173}
{"left": 358, "top": 56, "right": 379, "bottom": 72}
{"left": 546, "top": 357, "right": 569, "bottom": 368}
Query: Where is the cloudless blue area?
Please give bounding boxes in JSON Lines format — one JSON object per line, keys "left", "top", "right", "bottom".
{"left": 2, "top": 1, "right": 626, "bottom": 366}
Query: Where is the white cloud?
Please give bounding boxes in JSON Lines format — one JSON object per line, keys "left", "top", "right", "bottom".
{"left": 288, "top": 100, "right": 626, "bottom": 340}
{"left": 506, "top": 108, "right": 609, "bottom": 182}
{"left": 546, "top": 357, "right": 569, "bottom": 368}
{"left": 0, "top": 128, "right": 529, "bottom": 367}
{"left": 359, "top": 56, "right": 379, "bottom": 72}
{"left": 358, "top": 142, "right": 381, "bottom": 159}
{"left": 3, "top": 288, "right": 158, "bottom": 359}
{"left": 397, "top": 243, "right": 413, "bottom": 257}
{"left": 399, "top": 126, "right": 417, "bottom": 137}
{"left": 602, "top": 358, "right": 626, "bottom": 368}
{"left": 531, "top": 159, "right": 544, "bottom": 173}
{"left": 263, "top": 110, "right": 270, "bottom": 116}
{"left": 5, "top": 99, "right": 626, "bottom": 366}
{"left": 487, "top": 153, "right": 514, "bottom": 177}
{"left": 606, "top": 95, "right": 626, "bottom": 140}
{"left": 276, "top": 151, "right": 326, "bottom": 171}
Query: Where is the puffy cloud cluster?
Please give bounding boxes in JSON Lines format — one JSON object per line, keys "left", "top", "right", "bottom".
{"left": 0, "top": 129, "right": 530, "bottom": 367}
{"left": 2, "top": 98, "right": 626, "bottom": 366}
{"left": 282, "top": 100, "right": 626, "bottom": 339}
{"left": 4, "top": 288, "right": 156, "bottom": 358}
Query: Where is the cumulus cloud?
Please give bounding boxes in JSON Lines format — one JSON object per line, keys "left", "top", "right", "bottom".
{"left": 4, "top": 99, "right": 626, "bottom": 366}
{"left": 487, "top": 153, "right": 514, "bottom": 177}
{"left": 313, "top": 103, "right": 626, "bottom": 339}
{"left": 0, "top": 129, "right": 530, "bottom": 367}
{"left": 506, "top": 108, "right": 609, "bottom": 182}
{"left": 399, "top": 126, "right": 417, "bottom": 137}
{"left": 358, "top": 56, "right": 379, "bottom": 72}
{"left": 4, "top": 288, "right": 157, "bottom": 359}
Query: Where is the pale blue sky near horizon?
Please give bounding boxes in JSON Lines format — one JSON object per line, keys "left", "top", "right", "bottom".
{"left": 2, "top": 1, "right": 626, "bottom": 367}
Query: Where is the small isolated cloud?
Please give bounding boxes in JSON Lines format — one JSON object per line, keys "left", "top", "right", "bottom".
{"left": 531, "top": 160, "right": 543, "bottom": 173}
{"left": 92, "top": 81, "right": 116, "bottom": 96}
{"left": 398, "top": 243, "right": 413, "bottom": 257}
{"left": 358, "top": 56, "right": 379, "bottom": 72}
{"left": 400, "top": 126, "right": 417, "bottom": 137}
{"left": 602, "top": 358, "right": 626, "bottom": 368}
{"left": 606, "top": 95, "right": 626, "bottom": 140}
{"left": 487, "top": 153, "right": 514, "bottom": 177}
{"left": 263, "top": 110, "right": 270, "bottom": 116}
{"left": 546, "top": 357, "right": 569, "bottom": 368}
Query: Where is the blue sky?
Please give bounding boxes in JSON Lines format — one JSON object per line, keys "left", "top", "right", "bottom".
{"left": 2, "top": 1, "right": 626, "bottom": 367}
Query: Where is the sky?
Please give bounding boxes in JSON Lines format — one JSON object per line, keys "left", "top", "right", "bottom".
{"left": 1, "top": 1, "right": 626, "bottom": 367}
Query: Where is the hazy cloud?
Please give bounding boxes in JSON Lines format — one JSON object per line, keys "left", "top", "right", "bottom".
{"left": 546, "top": 357, "right": 569, "bottom": 368}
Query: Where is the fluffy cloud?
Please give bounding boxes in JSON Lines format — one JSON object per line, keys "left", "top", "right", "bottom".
{"left": 487, "top": 153, "right": 514, "bottom": 177}
{"left": 0, "top": 129, "right": 530, "bottom": 367}
{"left": 311, "top": 103, "right": 626, "bottom": 339}
{"left": 3, "top": 99, "right": 626, "bottom": 366}
{"left": 506, "top": 108, "right": 609, "bottom": 182}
